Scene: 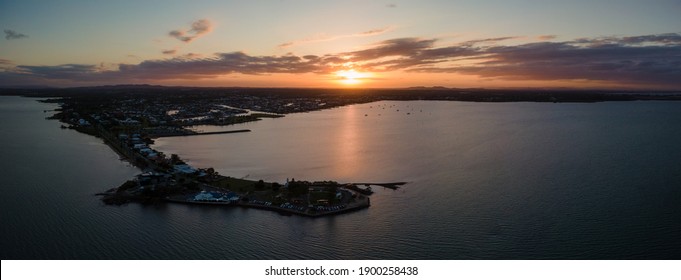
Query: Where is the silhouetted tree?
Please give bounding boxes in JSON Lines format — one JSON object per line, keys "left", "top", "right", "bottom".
{"left": 254, "top": 179, "right": 265, "bottom": 190}
{"left": 170, "top": 154, "right": 180, "bottom": 164}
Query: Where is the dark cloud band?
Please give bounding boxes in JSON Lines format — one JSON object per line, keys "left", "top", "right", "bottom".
{"left": 2, "top": 33, "right": 680, "bottom": 89}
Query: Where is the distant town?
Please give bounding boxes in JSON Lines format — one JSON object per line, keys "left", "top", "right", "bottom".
{"left": 2, "top": 85, "right": 679, "bottom": 217}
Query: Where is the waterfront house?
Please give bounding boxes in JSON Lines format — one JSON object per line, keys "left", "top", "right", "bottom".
{"left": 193, "top": 191, "right": 215, "bottom": 201}
{"left": 136, "top": 172, "right": 171, "bottom": 186}
{"left": 173, "top": 164, "right": 197, "bottom": 174}
{"left": 133, "top": 143, "right": 147, "bottom": 150}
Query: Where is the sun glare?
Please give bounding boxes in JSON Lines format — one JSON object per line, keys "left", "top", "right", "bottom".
{"left": 336, "top": 69, "right": 370, "bottom": 85}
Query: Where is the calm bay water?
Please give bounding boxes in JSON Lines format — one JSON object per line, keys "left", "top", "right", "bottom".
{"left": 1, "top": 95, "right": 680, "bottom": 259}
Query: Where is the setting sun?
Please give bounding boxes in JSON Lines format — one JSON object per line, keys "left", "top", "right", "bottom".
{"left": 1, "top": 1, "right": 678, "bottom": 90}
{"left": 336, "top": 69, "right": 370, "bottom": 85}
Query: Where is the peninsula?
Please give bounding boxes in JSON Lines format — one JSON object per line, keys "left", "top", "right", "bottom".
{"left": 3, "top": 85, "right": 680, "bottom": 217}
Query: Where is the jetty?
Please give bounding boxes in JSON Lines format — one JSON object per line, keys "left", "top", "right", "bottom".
{"left": 351, "top": 182, "right": 407, "bottom": 190}
{"left": 159, "top": 129, "right": 251, "bottom": 137}
{"left": 342, "top": 184, "right": 374, "bottom": 195}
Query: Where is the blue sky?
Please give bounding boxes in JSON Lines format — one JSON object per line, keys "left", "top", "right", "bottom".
{"left": 1, "top": 0, "right": 680, "bottom": 88}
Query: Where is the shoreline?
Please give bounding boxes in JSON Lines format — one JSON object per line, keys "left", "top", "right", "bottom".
{"left": 93, "top": 122, "right": 380, "bottom": 218}
{"left": 156, "top": 129, "right": 251, "bottom": 138}
{"left": 164, "top": 195, "right": 370, "bottom": 218}
{"left": 14, "top": 89, "right": 418, "bottom": 218}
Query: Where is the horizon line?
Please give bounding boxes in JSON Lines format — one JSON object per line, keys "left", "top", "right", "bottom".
{"left": 2, "top": 84, "right": 680, "bottom": 93}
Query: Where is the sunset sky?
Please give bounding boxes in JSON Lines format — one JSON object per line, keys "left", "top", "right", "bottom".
{"left": 1, "top": 0, "right": 680, "bottom": 89}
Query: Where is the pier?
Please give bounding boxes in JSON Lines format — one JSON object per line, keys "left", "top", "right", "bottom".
{"left": 351, "top": 182, "right": 407, "bottom": 190}
{"left": 158, "top": 129, "right": 251, "bottom": 137}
